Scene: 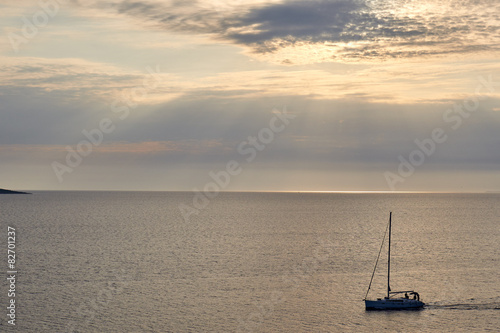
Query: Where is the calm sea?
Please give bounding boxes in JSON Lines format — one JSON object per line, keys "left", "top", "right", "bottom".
{"left": 1, "top": 192, "right": 499, "bottom": 332}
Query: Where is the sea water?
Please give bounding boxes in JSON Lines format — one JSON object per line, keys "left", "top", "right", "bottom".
{"left": 1, "top": 192, "right": 499, "bottom": 332}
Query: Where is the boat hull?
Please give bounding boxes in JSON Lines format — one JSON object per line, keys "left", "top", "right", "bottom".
{"left": 365, "top": 298, "right": 424, "bottom": 310}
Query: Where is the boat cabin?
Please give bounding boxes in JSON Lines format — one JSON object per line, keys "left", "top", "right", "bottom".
{"left": 388, "top": 291, "right": 421, "bottom": 301}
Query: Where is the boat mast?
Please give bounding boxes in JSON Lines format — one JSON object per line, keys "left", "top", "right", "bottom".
{"left": 364, "top": 214, "right": 390, "bottom": 301}
{"left": 387, "top": 212, "right": 392, "bottom": 299}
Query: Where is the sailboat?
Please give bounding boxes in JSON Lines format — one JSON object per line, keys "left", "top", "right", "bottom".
{"left": 364, "top": 212, "right": 425, "bottom": 310}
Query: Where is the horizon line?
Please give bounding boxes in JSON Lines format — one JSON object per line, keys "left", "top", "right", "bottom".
{"left": 13, "top": 189, "right": 500, "bottom": 194}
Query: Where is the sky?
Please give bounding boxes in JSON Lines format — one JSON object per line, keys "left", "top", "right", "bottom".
{"left": 1, "top": 0, "right": 499, "bottom": 191}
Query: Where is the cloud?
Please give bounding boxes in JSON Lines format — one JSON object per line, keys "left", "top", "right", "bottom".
{"left": 0, "top": 140, "right": 227, "bottom": 155}
{"left": 0, "top": 57, "right": 138, "bottom": 99}
{"left": 2, "top": 88, "right": 499, "bottom": 190}
{"left": 2, "top": 56, "right": 499, "bottom": 146}
{"left": 226, "top": 0, "right": 363, "bottom": 48}
{"left": 0, "top": 56, "right": 187, "bottom": 110}
{"left": 4, "top": 95, "right": 499, "bottom": 168}
{"left": 83, "top": 0, "right": 500, "bottom": 63}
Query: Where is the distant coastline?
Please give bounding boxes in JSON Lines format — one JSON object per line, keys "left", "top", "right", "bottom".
{"left": 0, "top": 188, "right": 31, "bottom": 194}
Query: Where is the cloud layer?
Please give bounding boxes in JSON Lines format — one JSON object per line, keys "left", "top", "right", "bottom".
{"left": 85, "top": 0, "right": 500, "bottom": 63}
{"left": 2, "top": 1, "right": 500, "bottom": 191}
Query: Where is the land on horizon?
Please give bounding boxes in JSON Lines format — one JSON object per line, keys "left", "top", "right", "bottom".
{"left": 0, "top": 188, "right": 31, "bottom": 194}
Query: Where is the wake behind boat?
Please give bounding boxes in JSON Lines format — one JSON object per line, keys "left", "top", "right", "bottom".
{"left": 363, "top": 212, "right": 425, "bottom": 310}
